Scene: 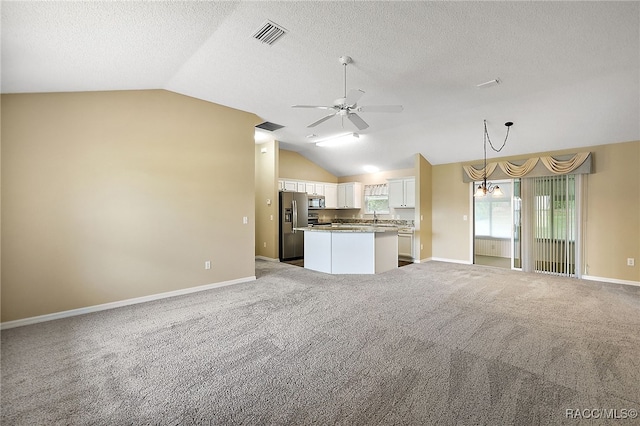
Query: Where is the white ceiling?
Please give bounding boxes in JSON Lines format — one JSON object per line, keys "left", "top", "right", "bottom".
{"left": 2, "top": 1, "right": 639, "bottom": 177}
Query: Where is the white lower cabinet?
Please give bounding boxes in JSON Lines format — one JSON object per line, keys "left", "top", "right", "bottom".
{"left": 304, "top": 230, "right": 398, "bottom": 274}
{"left": 398, "top": 232, "right": 414, "bottom": 260}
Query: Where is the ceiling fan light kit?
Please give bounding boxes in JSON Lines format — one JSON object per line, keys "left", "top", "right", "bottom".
{"left": 315, "top": 132, "right": 360, "bottom": 147}
{"left": 292, "top": 55, "right": 403, "bottom": 135}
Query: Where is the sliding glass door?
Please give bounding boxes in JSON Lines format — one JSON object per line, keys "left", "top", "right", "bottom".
{"left": 532, "top": 174, "right": 577, "bottom": 276}
{"left": 513, "top": 180, "right": 522, "bottom": 269}
{"left": 520, "top": 174, "right": 581, "bottom": 277}
{"left": 474, "top": 174, "right": 582, "bottom": 277}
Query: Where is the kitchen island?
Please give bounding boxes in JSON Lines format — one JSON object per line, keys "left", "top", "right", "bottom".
{"left": 296, "top": 225, "right": 398, "bottom": 274}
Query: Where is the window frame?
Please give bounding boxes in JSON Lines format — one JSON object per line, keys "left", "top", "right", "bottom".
{"left": 364, "top": 184, "right": 390, "bottom": 214}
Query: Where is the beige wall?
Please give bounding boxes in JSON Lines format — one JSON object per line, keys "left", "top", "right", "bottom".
{"left": 432, "top": 140, "right": 640, "bottom": 282}
{"left": 432, "top": 162, "right": 473, "bottom": 262}
{"left": 1, "top": 90, "right": 260, "bottom": 322}
{"left": 255, "top": 140, "right": 279, "bottom": 259}
{"left": 584, "top": 141, "right": 639, "bottom": 281}
{"left": 279, "top": 150, "right": 338, "bottom": 183}
{"left": 416, "top": 154, "right": 433, "bottom": 261}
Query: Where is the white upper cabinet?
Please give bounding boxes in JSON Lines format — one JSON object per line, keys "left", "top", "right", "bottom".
{"left": 305, "top": 183, "right": 324, "bottom": 195}
{"left": 281, "top": 180, "right": 298, "bottom": 191}
{"left": 279, "top": 180, "right": 341, "bottom": 209}
{"left": 388, "top": 177, "right": 415, "bottom": 208}
{"left": 324, "top": 184, "right": 338, "bottom": 208}
{"left": 279, "top": 179, "right": 328, "bottom": 195}
{"left": 337, "top": 182, "right": 362, "bottom": 209}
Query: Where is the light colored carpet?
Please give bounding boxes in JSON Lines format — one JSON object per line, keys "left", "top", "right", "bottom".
{"left": 475, "top": 255, "right": 511, "bottom": 269}
{"left": 2, "top": 261, "right": 639, "bottom": 425}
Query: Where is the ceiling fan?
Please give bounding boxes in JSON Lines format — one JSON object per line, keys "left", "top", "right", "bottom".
{"left": 292, "top": 56, "right": 403, "bottom": 131}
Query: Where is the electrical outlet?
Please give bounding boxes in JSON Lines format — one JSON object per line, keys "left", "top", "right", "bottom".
{"left": 205, "top": 261, "right": 211, "bottom": 270}
{"left": 263, "top": 242, "right": 267, "bottom": 248}
{"left": 243, "top": 216, "right": 248, "bottom": 224}
{"left": 628, "top": 258, "right": 635, "bottom": 266}
{"left": 270, "top": 215, "right": 273, "bottom": 221}
{"left": 421, "top": 244, "right": 424, "bottom": 250}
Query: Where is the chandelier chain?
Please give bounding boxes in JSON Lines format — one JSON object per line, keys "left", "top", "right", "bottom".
{"left": 484, "top": 119, "right": 510, "bottom": 153}
{"left": 476, "top": 119, "right": 513, "bottom": 197}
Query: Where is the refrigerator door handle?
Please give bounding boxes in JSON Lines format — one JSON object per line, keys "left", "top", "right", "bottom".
{"left": 292, "top": 199, "right": 298, "bottom": 233}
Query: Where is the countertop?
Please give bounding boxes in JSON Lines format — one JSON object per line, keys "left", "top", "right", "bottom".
{"left": 296, "top": 225, "right": 400, "bottom": 233}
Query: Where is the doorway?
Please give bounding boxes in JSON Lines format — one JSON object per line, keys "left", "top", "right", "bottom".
{"left": 473, "top": 180, "right": 514, "bottom": 269}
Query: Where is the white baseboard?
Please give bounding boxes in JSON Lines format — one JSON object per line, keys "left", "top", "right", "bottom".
{"left": 427, "top": 257, "right": 473, "bottom": 265}
{"left": 0, "top": 276, "right": 256, "bottom": 330}
{"left": 255, "top": 256, "right": 279, "bottom": 262}
{"left": 582, "top": 275, "right": 640, "bottom": 287}
{"left": 423, "top": 261, "right": 639, "bottom": 287}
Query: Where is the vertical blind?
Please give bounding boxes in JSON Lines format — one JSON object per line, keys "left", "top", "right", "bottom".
{"left": 529, "top": 175, "right": 577, "bottom": 276}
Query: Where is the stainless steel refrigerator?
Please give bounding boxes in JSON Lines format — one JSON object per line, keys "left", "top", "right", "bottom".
{"left": 279, "top": 191, "right": 308, "bottom": 261}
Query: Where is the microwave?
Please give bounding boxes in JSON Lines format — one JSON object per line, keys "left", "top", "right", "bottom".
{"left": 308, "top": 195, "right": 325, "bottom": 210}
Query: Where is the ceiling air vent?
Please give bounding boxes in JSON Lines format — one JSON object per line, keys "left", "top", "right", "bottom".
{"left": 252, "top": 20, "right": 287, "bottom": 45}
{"left": 256, "top": 121, "right": 284, "bottom": 132}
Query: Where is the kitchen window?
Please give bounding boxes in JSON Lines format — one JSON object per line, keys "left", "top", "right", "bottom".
{"left": 364, "top": 184, "right": 389, "bottom": 214}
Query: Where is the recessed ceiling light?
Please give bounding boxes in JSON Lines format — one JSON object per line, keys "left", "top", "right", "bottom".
{"left": 363, "top": 165, "right": 380, "bottom": 173}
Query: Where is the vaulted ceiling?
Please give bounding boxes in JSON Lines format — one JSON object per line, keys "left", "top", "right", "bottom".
{"left": 2, "top": 1, "right": 639, "bottom": 177}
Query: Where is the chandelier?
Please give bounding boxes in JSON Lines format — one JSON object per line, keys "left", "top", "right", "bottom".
{"left": 474, "top": 120, "right": 513, "bottom": 197}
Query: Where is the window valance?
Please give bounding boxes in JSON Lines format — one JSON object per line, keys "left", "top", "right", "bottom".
{"left": 462, "top": 152, "right": 592, "bottom": 183}
{"left": 364, "top": 183, "right": 388, "bottom": 196}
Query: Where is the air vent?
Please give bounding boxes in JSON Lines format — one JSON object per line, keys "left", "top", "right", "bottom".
{"left": 252, "top": 20, "right": 287, "bottom": 45}
{"left": 256, "top": 121, "right": 284, "bottom": 132}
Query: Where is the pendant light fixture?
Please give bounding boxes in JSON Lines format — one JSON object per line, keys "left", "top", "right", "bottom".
{"left": 474, "top": 120, "right": 514, "bottom": 197}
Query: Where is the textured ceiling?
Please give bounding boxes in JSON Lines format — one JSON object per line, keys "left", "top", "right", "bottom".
{"left": 2, "top": 1, "right": 639, "bottom": 176}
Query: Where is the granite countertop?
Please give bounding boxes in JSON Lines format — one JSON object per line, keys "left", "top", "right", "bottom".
{"left": 296, "top": 225, "right": 399, "bottom": 233}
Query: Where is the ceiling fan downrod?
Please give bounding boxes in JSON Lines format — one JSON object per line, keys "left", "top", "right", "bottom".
{"left": 339, "top": 55, "right": 352, "bottom": 99}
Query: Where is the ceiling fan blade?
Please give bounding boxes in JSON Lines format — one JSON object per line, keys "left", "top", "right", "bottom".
{"left": 307, "top": 113, "right": 337, "bottom": 128}
{"left": 347, "top": 113, "right": 369, "bottom": 130}
{"left": 356, "top": 105, "right": 404, "bottom": 113}
{"left": 292, "top": 105, "right": 336, "bottom": 110}
{"left": 345, "top": 89, "right": 365, "bottom": 106}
